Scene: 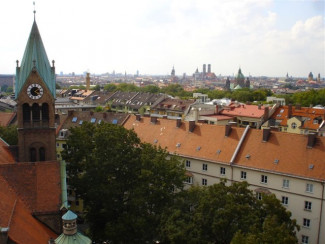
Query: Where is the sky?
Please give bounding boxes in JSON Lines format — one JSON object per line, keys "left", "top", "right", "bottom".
{"left": 0, "top": 0, "right": 324, "bottom": 77}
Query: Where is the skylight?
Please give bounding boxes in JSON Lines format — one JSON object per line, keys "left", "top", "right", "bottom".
{"left": 154, "top": 139, "right": 158, "bottom": 143}
{"left": 176, "top": 143, "right": 181, "bottom": 148}
{"left": 112, "top": 119, "right": 118, "bottom": 124}
{"left": 91, "top": 118, "right": 96, "bottom": 123}
{"left": 72, "top": 117, "right": 78, "bottom": 123}
{"left": 274, "top": 159, "right": 279, "bottom": 164}
{"left": 309, "top": 164, "right": 314, "bottom": 169}
{"left": 196, "top": 146, "right": 201, "bottom": 151}
{"left": 79, "top": 120, "right": 83, "bottom": 125}
{"left": 98, "top": 119, "right": 102, "bottom": 124}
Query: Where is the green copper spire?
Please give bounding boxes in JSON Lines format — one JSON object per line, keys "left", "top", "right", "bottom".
{"left": 15, "top": 19, "right": 56, "bottom": 98}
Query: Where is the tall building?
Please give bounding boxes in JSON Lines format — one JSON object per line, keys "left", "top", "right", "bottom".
{"left": 235, "top": 68, "right": 245, "bottom": 87}
{"left": 15, "top": 16, "right": 56, "bottom": 162}
{"left": 203, "top": 64, "right": 206, "bottom": 76}
{"left": 208, "top": 64, "right": 211, "bottom": 74}
{"left": 171, "top": 66, "right": 175, "bottom": 77}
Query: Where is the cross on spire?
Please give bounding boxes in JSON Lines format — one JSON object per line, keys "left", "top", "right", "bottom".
{"left": 33, "top": 2, "right": 36, "bottom": 21}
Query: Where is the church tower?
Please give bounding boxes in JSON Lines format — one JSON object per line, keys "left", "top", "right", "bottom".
{"left": 15, "top": 14, "right": 56, "bottom": 162}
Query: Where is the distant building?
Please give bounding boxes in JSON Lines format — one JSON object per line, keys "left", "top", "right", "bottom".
{"left": 235, "top": 68, "right": 245, "bottom": 87}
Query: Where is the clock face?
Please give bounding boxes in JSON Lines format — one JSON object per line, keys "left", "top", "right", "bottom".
{"left": 27, "top": 84, "right": 44, "bottom": 99}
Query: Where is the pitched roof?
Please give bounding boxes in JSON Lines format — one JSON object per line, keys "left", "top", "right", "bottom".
{"left": 233, "top": 129, "right": 325, "bottom": 181}
{"left": 0, "top": 138, "right": 15, "bottom": 164}
{"left": 271, "top": 105, "right": 325, "bottom": 130}
{"left": 0, "top": 112, "right": 16, "bottom": 126}
{"left": 124, "top": 115, "right": 244, "bottom": 164}
{"left": 0, "top": 161, "right": 61, "bottom": 213}
{"left": 0, "top": 174, "right": 57, "bottom": 244}
{"left": 15, "top": 20, "right": 55, "bottom": 98}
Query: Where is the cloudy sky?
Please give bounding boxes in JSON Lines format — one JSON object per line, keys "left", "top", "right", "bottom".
{"left": 1, "top": 0, "right": 324, "bottom": 77}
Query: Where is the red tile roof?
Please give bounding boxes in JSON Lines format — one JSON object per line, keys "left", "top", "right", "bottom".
{"left": 271, "top": 105, "right": 325, "bottom": 130}
{"left": 0, "top": 112, "right": 16, "bottom": 126}
{"left": 0, "top": 161, "right": 61, "bottom": 213}
{"left": 0, "top": 138, "right": 15, "bottom": 164}
{"left": 0, "top": 174, "right": 57, "bottom": 244}
{"left": 234, "top": 129, "right": 325, "bottom": 180}
{"left": 124, "top": 115, "right": 244, "bottom": 164}
{"left": 221, "top": 103, "right": 266, "bottom": 118}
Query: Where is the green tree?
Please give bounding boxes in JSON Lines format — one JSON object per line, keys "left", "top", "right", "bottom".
{"left": 91, "top": 84, "right": 100, "bottom": 91}
{"left": 62, "top": 122, "right": 185, "bottom": 243}
{"left": 160, "top": 182, "right": 299, "bottom": 244}
{"left": 94, "top": 106, "right": 103, "bottom": 112}
{"left": 103, "top": 83, "right": 117, "bottom": 92}
{"left": 0, "top": 125, "right": 18, "bottom": 145}
{"left": 116, "top": 83, "right": 140, "bottom": 92}
{"left": 140, "top": 85, "right": 160, "bottom": 93}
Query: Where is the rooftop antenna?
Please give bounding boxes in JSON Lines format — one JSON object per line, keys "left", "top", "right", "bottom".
{"left": 33, "top": 2, "right": 36, "bottom": 21}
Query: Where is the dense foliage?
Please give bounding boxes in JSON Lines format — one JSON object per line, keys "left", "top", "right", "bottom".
{"left": 62, "top": 122, "right": 186, "bottom": 243}
{"left": 0, "top": 125, "right": 17, "bottom": 145}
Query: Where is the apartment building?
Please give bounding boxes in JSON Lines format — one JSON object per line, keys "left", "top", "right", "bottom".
{"left": 124, "top": 115, "right": 325, "bottom": 244}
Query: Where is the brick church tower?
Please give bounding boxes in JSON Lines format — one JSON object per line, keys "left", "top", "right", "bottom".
{"left": 15, "top": 16, "right": 56, "bottom": 162}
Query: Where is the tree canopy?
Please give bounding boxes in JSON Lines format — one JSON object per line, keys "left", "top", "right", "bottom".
{"left": 0, "top": 125, "right": 17, "bottom": 145}
{"left": 62, "top": 122, "right": 186, "bottom": 243}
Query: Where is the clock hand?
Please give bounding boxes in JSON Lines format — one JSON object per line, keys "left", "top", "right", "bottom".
{"left": 35, "top": 88, "right": 40, "bottom": 95}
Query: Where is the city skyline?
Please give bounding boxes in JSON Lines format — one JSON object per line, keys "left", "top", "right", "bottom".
{"left": 1, "top": 0, "right": 324, "bottom": 77}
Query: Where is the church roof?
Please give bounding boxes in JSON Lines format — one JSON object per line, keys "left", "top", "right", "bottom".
{"left": 15, "top": 20, "right": 55, "bottom": 99}
{"left": 62, "top": 210, "right": 77, "bottom": 221}
{"left": 55, "top": 232, "right": 92, "bottom": 244}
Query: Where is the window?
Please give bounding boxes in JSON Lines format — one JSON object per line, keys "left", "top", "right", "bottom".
{"left": 240, "top": 171, "right": 247, "bottom": 180}
{"left": 281, "top": 196, "right": 288, "bottom": 205}
{"left": 291, "top": 122, "right": 297, "bottom": 129}
{"left": 30, "top": 148, "right": 37, "bottom": 162}
{"left": 220, "top": 167, "right": 226, "bottom": 175}
{"left": 185, "top": 177, "right": 193, "bottom": 184}
{"left": 79, "top": 120, "right": 83, "bottom": 125}
{"left": 62, "top": 144, "right": 67, "bottom": 149}
{"left": 261, "top": 175, "right": 268, "bottom": 184}
{"left": 302, "top": 235, "right": 309, "bottom": 244}
{"left": 56, "top": 143, "right": 59, "bottom": 147}
{"left": 39, "top": 147, "right": 45, "bottom": 161}
{"left": 304, "top": 201, "right": 312, "bottom": 211}
{"left": 202, "top": 178, "right": 207, "bottom": 186}
{"left": 72, "top": 117, "right": 78, "bottom": 123}
{"left": 283, "top": 179, "right": 289, "bottom": 188}
{"left": 303, "top": 218, "right": 310, "bottom": 228}
{"left": 90, "top": 117, "right": 96, "bottom": 123}
{"left": 306, "top": 183, "right": 313, "bottom": 193}
{"left": 185, "top": 160, "right": 191, "bottom": 168}
{"left": 256, "top": 192, "right": 262, "bottom": 200}
{"left": 202, "top": 163, "right": 208, "bottom": 171}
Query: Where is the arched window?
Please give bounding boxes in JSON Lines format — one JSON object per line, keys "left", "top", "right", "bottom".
{"left": 30, "top": 148, "right": 37, "bottom": 162}
{"left": 32, "top": 103, "right": 40, "bottom": 122}
{"left": 42, "top": 103, "right": 49, "bottom": 121}
{"left": 39, "top": 147, "right": 45, "bottom": 161}
{"left": 23, "top": 103, "right": 31, "bottom": 122}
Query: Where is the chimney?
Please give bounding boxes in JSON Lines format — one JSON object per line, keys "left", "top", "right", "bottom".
{"left": 264, "top": 106, "right": 269, "bottom": 121}
{"left": 163, "top": 115, "right": 168, "bottom": 119}
{"left": 258, "top": 104, "right": 262, "bottom": 110}
{"left": 103, "top": 113, "right": 107, "bottom": 118}
{"left": 225, "top": 124, "right": 232, "bottom": 137}
{"left": 86, "top": 72, "right": 90, "bottom": 91}
{"left": 68, "top": 110, "right": 74, "bottom": 117}
{"left": 90, "top": 111, "right": 93, "bottom": 116}
{"left": 288, "top": 104, "right": 292, "bottom": 118}
{"left": 151, "top": 116, "right": 158, "bottom": 124}
{"left": 295, "top": 104, "right": 301, "bottom": 110}
{"left": 307, "top": 133, "right": 316, "bottom": 148}
{"left": 262, "top": 128, "right": 271, "bottom": 142}
{"left": 189, "top": 120, "right": 196, "bottom": 132}
{"left": 176, "top": 118, "right": 182, "bottom": 128}
{"left": 136, "top": 114, "right": 141, "bottom": 121}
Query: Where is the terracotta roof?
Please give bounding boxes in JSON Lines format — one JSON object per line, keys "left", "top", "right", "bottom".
{"left": 234, "top": 129, "right": 325, "bottom": 180}
{"left": 271, "top": 105, "right": 325, "bottom": 130}
{"left": 0, "top": 112, "right": 16, "bottom": 126}
{"left": 0, "top": 161, "right": 61, "bottom": 213}
{"left": 221, "top": 103, "right": 266, "bottom": 118}
{"left": 0, "top": 138, "right": 15, "bottom": 164}
{"left": 204, "top": 114, "right": 234, "bottom": 120}
{"left": 0, "top": 174, "right": 57, "bottom": 243}
{"left": 124, "top": 115, "right": 244, "bottom": 163}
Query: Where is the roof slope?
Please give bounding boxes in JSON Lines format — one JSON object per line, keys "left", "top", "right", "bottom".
{"left": 0, "top": 161, "right": 61, "bottom": 213}
{"left": 0, "top": 174, "right": 57, "bottom": 244}
{"left": 0, "top": 138, "right": 15, "bottom": 164}
{"left": 0, "top": 112, "right": 16, "bottom": 126}
{"left": 124, "top": 115, "right": 244, "bottom": 163}
{"left": 15, "top": 20, "right": 55, "bottom": 98}
{"left": 234, "top": 129, "right": 325, "bottom": 180}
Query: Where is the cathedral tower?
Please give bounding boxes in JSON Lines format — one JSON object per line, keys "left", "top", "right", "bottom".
{"left": 15, "top": 17, "right": 56, "bottom": 162}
